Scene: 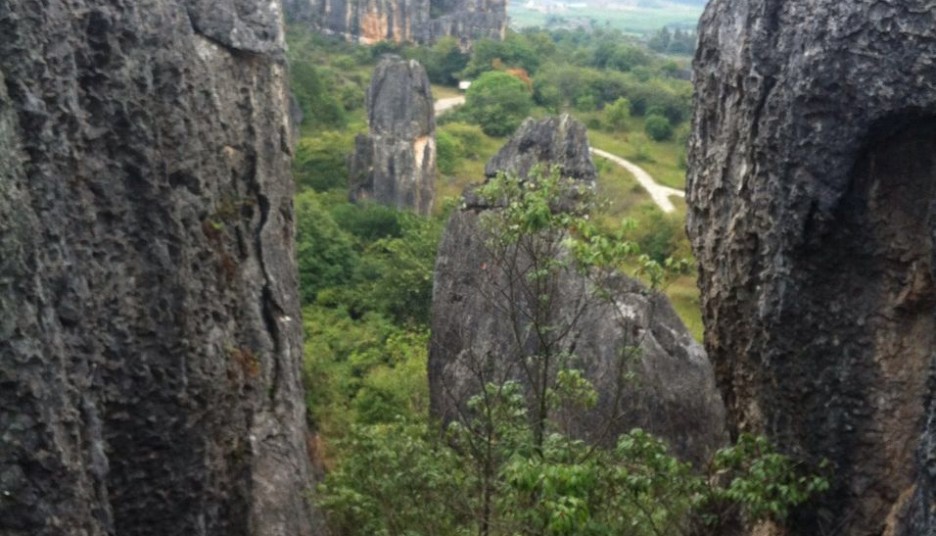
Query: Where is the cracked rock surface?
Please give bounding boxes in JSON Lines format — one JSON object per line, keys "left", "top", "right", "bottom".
{"left": 0, "top": 1, "right": 317, "bottom": 534}
{"left": 689, "top": 1, "right": 936, "bottom": 534}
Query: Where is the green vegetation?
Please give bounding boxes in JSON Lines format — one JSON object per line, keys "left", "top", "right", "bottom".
{"left": 644, "top": 113, "right": 674, "bottom": 141}
{"left": 287, "top": 26, "right": 827, "bottom": 536}
{"left": 463, "top": 71, "right": 534, "bottom": 136}
{"left": 314, "top": 169, "right": 828, "bottom": 536}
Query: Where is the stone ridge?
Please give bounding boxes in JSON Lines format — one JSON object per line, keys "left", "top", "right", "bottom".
{"left": 429, "top": 115, "right": 727, "bottom": 467}
{"left": 283, "top": 0, "right": 506, "bottom": 45}
{"left": 689, "top": 1, "right": 936, "bottom": 534}
{"left": 349, "top": 55, "right": 436, "bottom": 215}
{"left": 0, "top": 1, "right": 317, "bottom": 534}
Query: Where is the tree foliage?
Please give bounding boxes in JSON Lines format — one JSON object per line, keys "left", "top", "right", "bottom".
{"left": 464, "top": 71, "right": 533, "bottom": 137}
{"left": 644, "top": 114, "right": 674, "bottom": 141}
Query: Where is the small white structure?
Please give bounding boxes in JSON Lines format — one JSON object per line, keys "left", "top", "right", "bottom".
{"left": 458, "top": 80, "right": 472, "bottom": 92}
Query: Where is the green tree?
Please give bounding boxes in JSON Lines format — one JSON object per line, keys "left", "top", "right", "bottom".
{"left": 605, "top": 97, "right": 631, "bottom": 131}
{"left": 436, "top": 130, "right": 463, "bottom": 175}
{"left": 464, "top": 71, "right": 533, "bottom": 137}
{"left": 294, "top": 191, "right": 358, "bottom": 304}
{"left": 290, "top": 60, "right": 346, "bottom": 130}
{"left": 293, "top": 132, "right": 354, "bottom": 191}
{"left": 412, "top": 36, "right": 470, "bottom": 85}
{"left": 644, "top": 114, "right": 674, "bottom": 141}
{"left": 608, "top": 44, "right": 650, "bottom": 72}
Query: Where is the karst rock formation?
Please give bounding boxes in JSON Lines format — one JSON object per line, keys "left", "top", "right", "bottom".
{"left": 349, "top": 55, "right": 435, "bottom": 216}
{"left": 283, "top": 0, "right": 506, "bottom": 45}
{"left": 689, "top": 1, "right": 936, "bottom": 534}
{"left": 430, "top": 115, "right": 727, "bottom": 465}
{"left": 0, "top": 1, "right": 317, "bottom": 535}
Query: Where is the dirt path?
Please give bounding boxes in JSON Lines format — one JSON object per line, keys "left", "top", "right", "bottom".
{"left": 431, "top": 96, "right": 683, "bottom": 213}
{"left": 434, "top": 96, "right": 465, "bottom": 114}
{"left": 589, "top": 148, "right": 684, "bottom": 213}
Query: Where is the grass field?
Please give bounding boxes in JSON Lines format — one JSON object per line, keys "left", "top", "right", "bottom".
{"left": 578, "top": 114, "right": 689, "bottom": 190}
{"left": 592, "top": 158, "right": 702, "bottom": 340}
{"left": 508, "top": 3, "right": 702, "bottom": 35}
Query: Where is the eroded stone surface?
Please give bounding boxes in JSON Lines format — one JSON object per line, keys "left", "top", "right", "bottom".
{"left": 430, "top": 115, "right": 727, "bottom": 466}
{"left": 283, "top": 0, "right": 505, "bottom": 45}
{"left": 349, "top": 55, "right": 435, "bottom": 215}
{"left": 0, "top": 2, "right": 316, "bottom": 534}
{"left": 689, "top": 1, "right": 936, "bottom": 534}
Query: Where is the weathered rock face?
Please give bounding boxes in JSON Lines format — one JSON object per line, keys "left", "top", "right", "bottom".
{"left": 283, "top": 0, "right": 505, "bottom": 45}
{"left": 349, "top": 55, "right": 435, "bottom": 215}
{"left": 688, "top": 1, "right": 936, "bottom": 534}
{"left": 420, "top": 0, "right": 507, "bottom": 45}
{"left": 430, "top": 115, "right": 726, "bottom": 465}
{"left": 0, "top": 2, "right": 317, "bottom": 535}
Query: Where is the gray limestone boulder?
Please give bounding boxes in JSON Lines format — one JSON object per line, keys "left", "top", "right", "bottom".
{"left": 689, "top": 1, "right": 936, "bottom": 534}
{"left": 0, "top": 1, "right": 317, "bottom": 535}
{"left": 349, "top": 55, "right": 435, "bottom": 216}
{"left": 429, "top": 115, "right": 727, "bottom": 466}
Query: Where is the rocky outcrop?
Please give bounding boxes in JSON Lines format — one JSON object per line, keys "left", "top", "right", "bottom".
{"left": 0, "top": 2, "right": 317, "bottom": 535}
{"left": 688, "top": 1, "right": 936, "bottom": 534}
{"left": 420, "top": 0, "right": 507, "bottom": 45}
{"left": 430, "top": 115, "right": 726, "bottom": 465}
{"left": 349, "top": 55, "right": 435, "bottom": 215}
{"left": 283, "top": 0, "right": 505, "bottom": 45}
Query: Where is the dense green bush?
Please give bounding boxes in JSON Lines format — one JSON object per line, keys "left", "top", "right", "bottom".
{"left": 354, "top": 214, "right": 441, "bottom": 325}
{"left": 645, "top": 113, "right": 674, "bottom": 141}
{"left": 435, "top": 130, "right": 462, "bottom": 174}
{"left": 295, "top": 191, "right": 358, "bottom": 304}
{"left": 408, "top": 37, "right": 470, "bottom": 85}
{"left": 464, "top": 71, "right": 533, "bottom": 136}
{"left": 302, "top": 307, "right": 430, "bottom": 434}
{"left": 293, "top": 133, "right": 353, "bottom": 191}
{"left": 604, "top": 97, "right": 631, "bottom": 131}
{"left": 439, "top": 122, "right": 485, "bottom": 159}
{"left": 329, "top": 202, "right": 404, "bottom": 242}
{"left": 290, "top": 61, "right": 347, "bottom": 130}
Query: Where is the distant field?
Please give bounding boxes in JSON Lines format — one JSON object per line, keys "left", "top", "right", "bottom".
{"left": 508, "top": 2, "right": 703, "bottom": 35}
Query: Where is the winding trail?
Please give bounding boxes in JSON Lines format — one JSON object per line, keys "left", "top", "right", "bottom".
{"left": 588, "top": 148, "right": 684, "bottom": 213}
{"left": 433, "top": 95, "right": 683, "bottom": 213}
{"left": 434, "top": 96, "right": 466, "bottom": 114}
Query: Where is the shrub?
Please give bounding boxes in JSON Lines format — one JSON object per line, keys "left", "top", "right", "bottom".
{"left": 293, "top": 132, "right": 353, "bottom": 191}
{"left": 605, "top": 97, "right": 631, "bottom": 131}
{"left": 645, "top": 113, "right": 674, "bottom": 141}
{"left": 290, "top": 61, "right": 346, "bottom": 130}
{"left": 464, "top": 71, "right": 532, "bottom": 137}
{"left": 330, "top": 202, "right": 404, "bottom": 242}
{"left": 439, "top": 122, "right": 485, "bottom": 159}
{"left": 435, "top": 130, "right": 463, "bottom": 174}
{"left": 294, "top": 191, "right": 358, "bottom": 303}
